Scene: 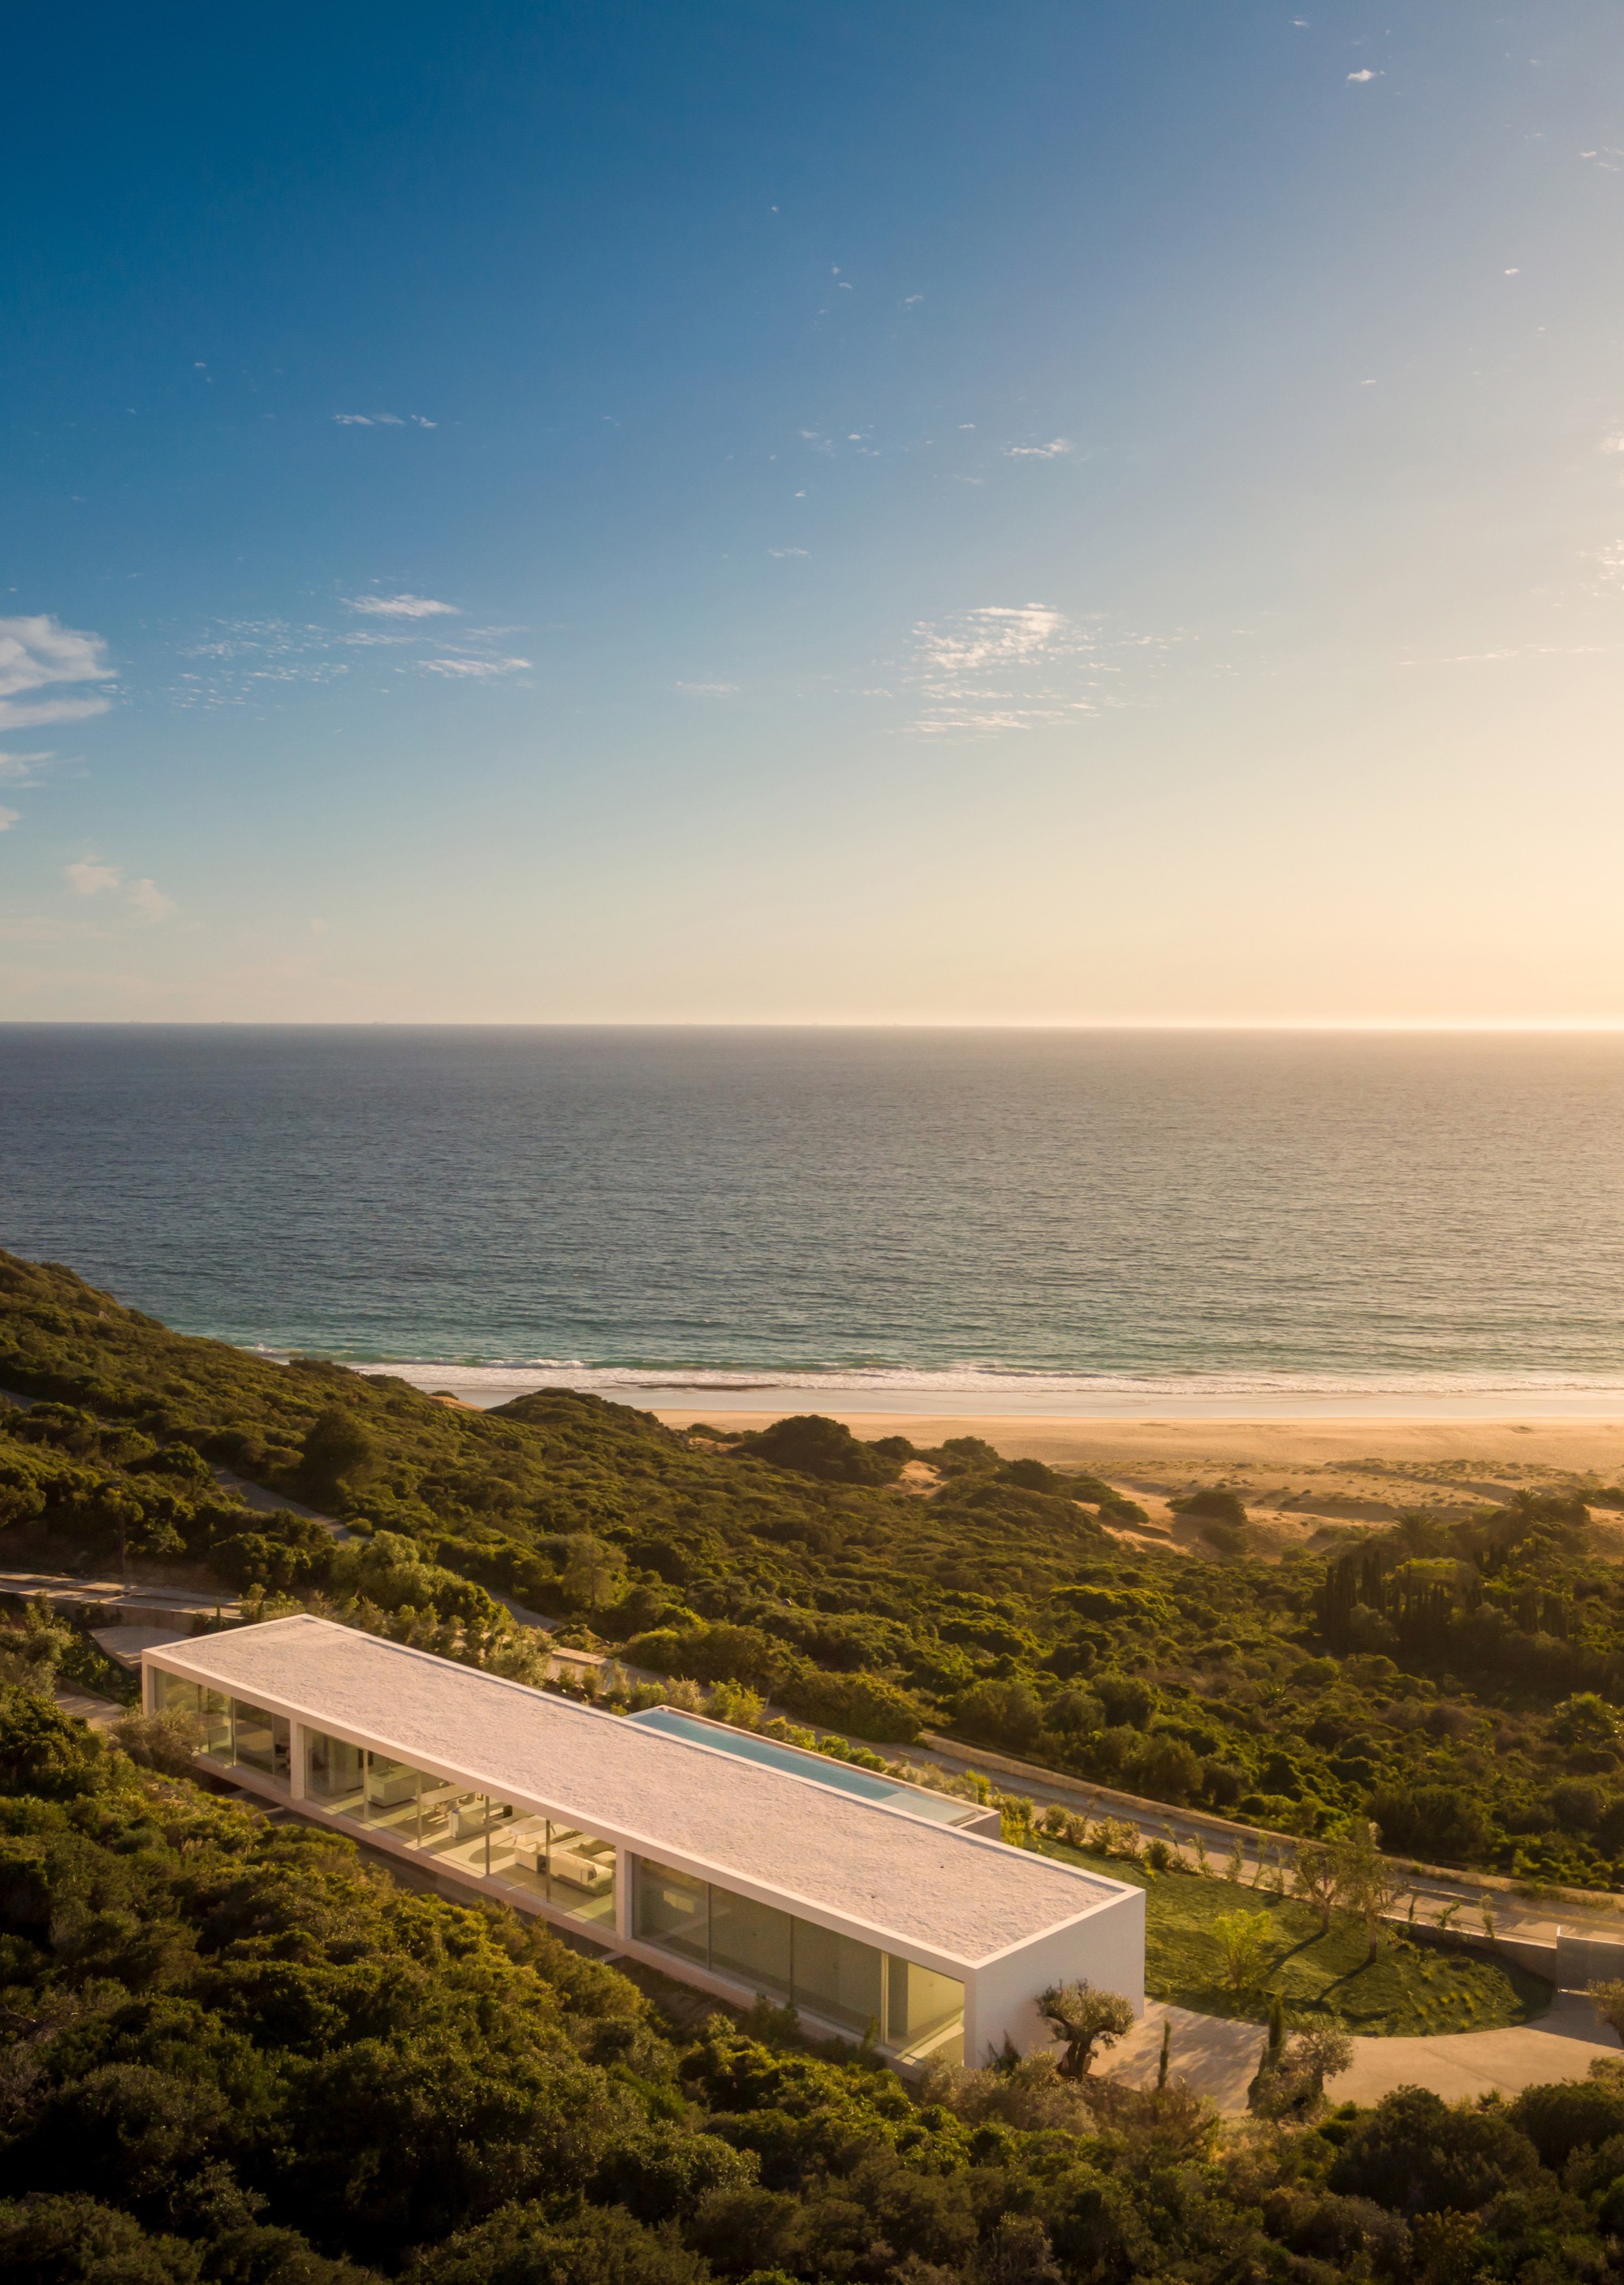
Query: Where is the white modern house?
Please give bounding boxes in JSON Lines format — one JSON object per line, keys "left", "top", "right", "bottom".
{"left": 140, "top": 1615, "right": 1144, "bottom": 2069}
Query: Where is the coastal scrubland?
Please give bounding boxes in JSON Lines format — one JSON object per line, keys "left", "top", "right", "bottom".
{"left": 8, "top": 1252, "right": 1624, "bottom": 2277}
{"left": 5, "top": 1252, "right": 1624, "bottom": 1892}
{"left": 0, "top": 1667, "right": 1620, "bottom": 2283}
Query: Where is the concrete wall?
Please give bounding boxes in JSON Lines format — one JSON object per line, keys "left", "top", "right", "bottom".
{"left": 966, "top": 1885, "right": 1146, "bottom": 2067}
{"left": 1557, "top": 1931, "right": 1624, "bottom": 1990}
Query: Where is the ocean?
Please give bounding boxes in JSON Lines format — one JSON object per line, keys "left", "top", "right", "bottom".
{"left": 2, "top": 1025, "right": 1622, "bottom": 1417}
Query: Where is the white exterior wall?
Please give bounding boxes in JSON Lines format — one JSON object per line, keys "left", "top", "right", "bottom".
{"left": 965, "top": 1882, "right": 1146, "bottom": 2067}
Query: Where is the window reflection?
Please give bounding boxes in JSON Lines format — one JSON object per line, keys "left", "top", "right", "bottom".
{"left": 632, "top": 1857, "right": 963, "bottom": 2063}
{"left": 156, "top": 1675, "right": 285, "bottom": 1779}
{"left": 296, "top": 1728, "right": 616, "bottom": 1928}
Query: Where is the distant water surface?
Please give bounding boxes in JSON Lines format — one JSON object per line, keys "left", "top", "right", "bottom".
{"left": 1, "top": 1026, "right": 1622, "bottom": 1415}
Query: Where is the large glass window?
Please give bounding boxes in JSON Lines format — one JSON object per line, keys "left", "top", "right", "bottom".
{"left": 793, "top": 1917, "right": 883, "bottom": 2035}
{"left": 632, "top": 1859, "right": 961, "bottom": 2059}
{"left": 887, "top": 1958, "right": 965, "bottom": 2053}
{"left": 304, "top": 1728, "right": 365, "bottom": 1812}
{"left": 635, "top": 1860, "right": 709, "bottom": 1961}
{"left": 230, "top": 1700, "right": 287, "bottom": 1779}
{"left": 294, "top": 1737, "right": 617, "bottom": 1930}
{"left": 710, "top": 1887, "right": 793, "bottom": 2000}
{"left": 516, "top": 1821, "right": 617, "bottom": 1926}
{"left": 153, "top": 1672, "right": 230, "bottom": 1755}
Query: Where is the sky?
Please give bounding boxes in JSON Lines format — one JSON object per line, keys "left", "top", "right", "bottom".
{"left": 3, "top": 0, "right": 1623, "bottom": 1025}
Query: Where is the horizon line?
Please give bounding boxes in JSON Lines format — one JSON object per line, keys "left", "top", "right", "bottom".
{"left": 5, "top": 1016, "right": 1624, "bottom": 1035}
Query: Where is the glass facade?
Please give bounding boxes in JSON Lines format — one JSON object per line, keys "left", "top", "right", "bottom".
{"left": 154, "top": 1674, "right": 282, "bottom": 1775}
{"left": 633, "top": 1858, "right": 963, "bottom": 2062}
{"left": 296, "top": 1726, "right": 615, "bottom": 1929}
{"left": 145, "top": 1673, "right": 961, "bottom": 2038}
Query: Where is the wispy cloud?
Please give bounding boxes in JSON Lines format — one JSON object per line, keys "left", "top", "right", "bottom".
{"left": 333, "top": 413, "right": 437, "bottom": 428}
{"left": 1004, "top": 438, "right": 1074, "bottom": 460}
{"left": 173, "top": 610, "right": 531, "bottom": 708}
{"left": 1347, "top": 67, "right": 1380, "bottom": 81}
{"left": 768, "top": 546, "right": 810, "bottom": 559}
{"left": 65, "top": 858, "right": 122, "bottom": 896}
{"left": 676, "top": 680, "right": 738, "bottom": 697}
{"left": 0, "top": 806, "right": 19, "bottom": 833}
{"left": 127, "top": 877, "right": 177, "bottom": 923}
{"left": 0, "top": 749, "right": 57, "bottom": 785}
{"left": 901, "top": 603, "right": 1164, "bottom": 735}
{"left": 0, "top": 615, "right": 114, "bottom": 731}
{"left": 173, "top": 620, "right": 352, "bottom": 708}
{"left": 346, "top": 594, "right": 460, "bottom": 619}
{"left": 63, "top": 858, "right": 176, "bottom": 921}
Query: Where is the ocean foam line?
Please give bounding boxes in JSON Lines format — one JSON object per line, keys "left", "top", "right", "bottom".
{"left": 329, "top": 1358, "right": 1624, "bottom": 1400}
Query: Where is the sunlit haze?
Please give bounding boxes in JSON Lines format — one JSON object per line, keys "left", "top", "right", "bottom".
{"left": 3, "top": 2, "right": 1622, "bottom": 1023}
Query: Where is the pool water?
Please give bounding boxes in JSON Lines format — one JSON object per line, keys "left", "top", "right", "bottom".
{"left": 624, "top": 1707, "right": 982, "bottom": 1829}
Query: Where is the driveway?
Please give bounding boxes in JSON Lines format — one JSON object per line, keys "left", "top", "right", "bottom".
{"left": 1097, "top": 1991, "right": 1623, "bottom": 2114}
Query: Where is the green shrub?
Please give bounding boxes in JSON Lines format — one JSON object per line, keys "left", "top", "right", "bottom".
{"left": 1171, "top": 1487, "right": 1247, "bottom": 1527}
{"left": 622, "top": 1624, "right": 780, "bottom": 1688}
{"left": 734, "top": 1415, "right": 901, "bottom": 1486}
{"left": 776, "top": 1667, "right": 926, "bottom": 1743}
{"left": 953, "top": 1678, "right": 1044, "bottom": 1752}
{"left": 1371, "top": 1785, "right": 1493, "bottom": 1863}
{"left": 1329, "top": 2084, "right": 1540, "bottom": 2213}
{"left": 1508, "top": 2079, "right": 1624, "bottom": 2169}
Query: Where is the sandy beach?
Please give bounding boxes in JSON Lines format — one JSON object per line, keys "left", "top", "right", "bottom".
{"left": 650, "top": 1410, "right": 1624, "bottom": 1475}
{"left": 650, "top": 1410, "right": 1624, "bottom": 1553}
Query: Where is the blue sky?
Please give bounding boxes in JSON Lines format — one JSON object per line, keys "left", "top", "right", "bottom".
{"left": 4, "top": 1, "right": 1623, "bottom": 1022}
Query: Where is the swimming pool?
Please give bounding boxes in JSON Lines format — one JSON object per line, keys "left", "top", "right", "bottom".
{"left": 624, "top": 1707, "right": 991, "bottom": 1830}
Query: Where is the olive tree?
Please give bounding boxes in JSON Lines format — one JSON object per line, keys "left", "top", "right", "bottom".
{"left": 1037, "top": 1980, "right": 1134, "bottom": 2078}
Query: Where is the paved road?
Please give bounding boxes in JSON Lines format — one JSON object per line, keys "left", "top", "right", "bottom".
{"left": 904, "top": 1736, "right": 1624, "bottom": 1954}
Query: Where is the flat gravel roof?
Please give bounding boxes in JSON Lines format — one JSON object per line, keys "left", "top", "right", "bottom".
{"left": 150, "top": 1616, "right": 1122, "bottom": 1962}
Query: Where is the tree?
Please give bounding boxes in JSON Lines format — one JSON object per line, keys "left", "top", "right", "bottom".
{"left": 1212, "top": 1910, "right": 1274, "bottom": 1991}
{"left": 0, "top": 2193, "right": 201, "bottom": 2285}
{"left": 1588, "top": 1979, "right": 1624, "bottom": 2042}
{"left": 1248, "top": 2025, "right": 1354, "bottom": 2121}
{"left": 1328, "top": 1827, "right": 1408, "bottom": 1962}
{"left": 1036, "top": 1981, "right": 1134, "bottom": 2078}
{"left": 1554, "top": 1692, "right": 1621, "bottom": 1750}
{"left": 955, "top": 1678, "right": 1044, "bottom": 1752}
{"left": 1507, "top": 2076, "right": 1624, "bottom": 2168}
{"left": 561, "top": 1535, "right": 626, "bottom": 1613}
{"left": 300, "top": 1408, "right": 379, "bottom": 1504}
{"left": 114, "top": 1705, "right": 205, "bottom": 1778}
{"left": 1169, "top": 1487, "right": 1247, "bottom": 1527}
{"left": 1289, "top": 1842, "right": 1342, "bottom": 1932}
{"left": 1328, "top": 2084, "right": 1539, "bottom": 2213}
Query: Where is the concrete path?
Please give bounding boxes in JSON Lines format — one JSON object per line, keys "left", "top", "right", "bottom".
{"left": 1337, "top": 1992, "right": 1622, "bottom": 2106}
{"left": 0, "top": 1570, "right": 240, "bottom": 1621}
{"left": 90, "top": 1623, "right": 199, "bottom": 1668}
{"left": 54, "top": 1685, "right": 126, "bottom": 1731}
{"left": 1101, "top": 2001, "right": 1263, "bottom": 2110}
{"left": 1096, "top": 1992, "right": 1623, "bottom": 2115}
{"left": 209, "top": 1468, "right": 352, "bottom": 1540}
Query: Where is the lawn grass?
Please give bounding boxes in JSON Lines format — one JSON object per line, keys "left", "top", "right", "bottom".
{"left": 1039, "top": 1840, "right": 1552, "bottom": 2037}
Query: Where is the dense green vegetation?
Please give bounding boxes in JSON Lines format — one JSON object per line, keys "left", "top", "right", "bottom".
{"left": 6, "top": 1251, "right": 1624, "bottom": 1886}
{"left": 0, "top": 1683, "right": 1622, "bottom": 2285}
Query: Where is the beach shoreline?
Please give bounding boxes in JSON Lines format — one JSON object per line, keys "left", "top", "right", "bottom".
{"left": 647, "top": 1410, "right": 1624, "bottom": 1477}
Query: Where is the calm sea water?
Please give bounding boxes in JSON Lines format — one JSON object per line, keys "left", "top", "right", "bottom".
{"left": 2, "top": 1026, "right": 1623, "bottom": 1415}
